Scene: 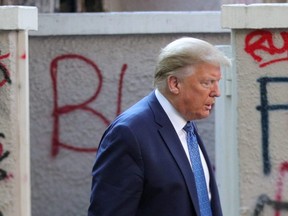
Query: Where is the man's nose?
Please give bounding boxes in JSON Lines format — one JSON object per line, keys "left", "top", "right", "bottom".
{"left": 210, "top": 82, "right": 221, "bottom": 97}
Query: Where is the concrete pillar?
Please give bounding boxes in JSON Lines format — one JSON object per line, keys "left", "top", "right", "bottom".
{"left": 0, "top": 6, "right": 37, "bottom": 216}
{"left": 221, "top": 3, "right": 288, "bottom": 216}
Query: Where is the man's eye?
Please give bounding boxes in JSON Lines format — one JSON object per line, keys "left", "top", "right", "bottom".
{"left": 201, "top": 80, "right": 213, "bottom": 88}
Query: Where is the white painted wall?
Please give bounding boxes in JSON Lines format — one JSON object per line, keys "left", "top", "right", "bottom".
{"left": 3, "top": 4, "right": 288, "bottom": 216}
{"left": 28, "top": 12, "right": 230, "bottom": 216}
{"left": 222, "top": 3, "right": 288, "bottom": 216}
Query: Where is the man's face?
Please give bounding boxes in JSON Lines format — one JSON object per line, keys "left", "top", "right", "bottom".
{"left": 173, "top": 63, "right": 222, "bottom": 121}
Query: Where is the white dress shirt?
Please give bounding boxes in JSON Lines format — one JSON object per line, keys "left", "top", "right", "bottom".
{"left": 155, "top": 89, "right": 211, "bottom": 199}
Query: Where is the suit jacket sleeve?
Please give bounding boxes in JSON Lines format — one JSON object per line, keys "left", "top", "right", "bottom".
{"left": 88, "top": 124, "right": 144, "bottom": 216}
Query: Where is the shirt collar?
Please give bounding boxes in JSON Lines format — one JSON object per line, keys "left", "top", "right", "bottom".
{"left": 155, "top": 89, "right": 187, "bottom": 133}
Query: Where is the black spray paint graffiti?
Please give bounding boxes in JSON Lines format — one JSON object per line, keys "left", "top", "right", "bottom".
{"left": 0, "top": 51, "right": 11, "bottom": 216}
{"left": 0, "top": 64, "right": 11, "bottom": 84}
{"left": 254, "top": 77, "right": 288, "bottom": 215}
{"left": 253, "top": 194, "right": 288, "bottom": 216}
{"left": 253, "top": 162, "right": 288, "bottom": 215}
{"left": 0, "top": 132, "right": 10, "bottom": 216}
{"left": 0, "top": 52, "right": 11, "bottom": 87}
{"left": 0, "top": 132, "right": 10, "bottom": 181}
{"left": 256, "top": 77, "right": 288, "bottom": 175}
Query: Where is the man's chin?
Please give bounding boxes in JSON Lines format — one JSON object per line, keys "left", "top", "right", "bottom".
{"left": 192, "top": 112, "right": 210, "bottom": 120}
{"left": 201, "top": 109, "right": 214, "bottom": 118}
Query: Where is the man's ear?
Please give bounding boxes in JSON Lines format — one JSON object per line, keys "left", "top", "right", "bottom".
{"left": 167, "top": 75, "right": 180, "bottom": 94}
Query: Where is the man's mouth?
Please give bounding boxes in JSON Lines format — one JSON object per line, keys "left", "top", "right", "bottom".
{"left": 205, "top": 102, "right": 215, "bottom": 110}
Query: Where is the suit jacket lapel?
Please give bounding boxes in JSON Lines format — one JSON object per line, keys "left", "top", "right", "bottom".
{"left": 147, "top": 91, "right": 201, "bottom": 216}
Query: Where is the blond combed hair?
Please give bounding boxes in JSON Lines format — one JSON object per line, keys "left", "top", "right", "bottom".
{"left": 154, "top": 37, "right": 231, "bottom": 91}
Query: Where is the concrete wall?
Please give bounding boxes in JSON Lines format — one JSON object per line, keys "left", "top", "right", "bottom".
{"left": 222, "top": 4, "right": 288, "bottom": 216}
{"left": 0, "top": 29, "right": 19, "bottom": 216}
{"left": 0, "top": 6, "right": 37, "bottom": 216}
{"left": 28, "top": 12, "right": 230, "bottom": 216}
{"left": 3, "top": 4, "right": 288, "bottom": 216}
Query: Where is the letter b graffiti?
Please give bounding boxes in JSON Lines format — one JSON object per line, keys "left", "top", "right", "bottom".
{"left": 50, "top": 54, "right": 127, "bottom": 157}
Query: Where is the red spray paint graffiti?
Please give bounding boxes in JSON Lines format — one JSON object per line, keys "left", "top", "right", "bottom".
{"left": 247, "top": 31, "right": 288, "bottom": 215}
{"left": 20, "top": 53, "right": 26, "bottom": 60}
{"left": 274, "top": 161, "right": 288, "bottom": 216}
{"left": 245, "top": 30, "right": 288, "bottom": 68}
{"left": 50, "top": 54, "right": 127, "bottom": 157}
{"left": 253, "top": 161, "right": 288, "bottom": 215}
{"left": 0, "top": 52, "right": 11, "bottom": 87}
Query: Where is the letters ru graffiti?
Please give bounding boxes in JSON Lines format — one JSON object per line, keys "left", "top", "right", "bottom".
{"left": 0, "top": 52, "right": 11, "bottom": 87}
{"left": 50, "top": 54, "right": 127, "bottom": 157}
{"left": 256, "top": 77, "right": 288, "bottom": 175}
{"left": 245, "top": 30, "right": 288, "bottom": 68}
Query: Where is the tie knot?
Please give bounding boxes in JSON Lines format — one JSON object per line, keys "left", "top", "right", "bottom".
{"left": 183, "top": 121, "right": 194, "bottom": 133}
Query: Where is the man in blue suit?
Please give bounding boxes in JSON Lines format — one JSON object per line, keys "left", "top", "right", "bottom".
{"left": 88, "top": 37, "right": 230, "bottom": 216}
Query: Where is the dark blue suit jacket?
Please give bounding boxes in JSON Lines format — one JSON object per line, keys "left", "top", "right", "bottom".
{"left": 88, "top": 91, "right": 222, "bottom": 216}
